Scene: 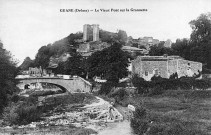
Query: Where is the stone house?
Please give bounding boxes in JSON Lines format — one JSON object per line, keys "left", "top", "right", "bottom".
{"left": 131, "top": 55, "right": 202, "bottom": 81}
{"left": 122, "top": 46, "right": 149, "bottom": 56}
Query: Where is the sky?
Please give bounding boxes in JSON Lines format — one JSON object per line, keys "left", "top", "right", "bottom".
{"left": 0, "top": 0, "right": 211, "bottom": 65}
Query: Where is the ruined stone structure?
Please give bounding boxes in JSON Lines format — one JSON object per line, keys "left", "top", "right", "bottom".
{"left": 127, "top": 37, "right": 159, "bottom": 50}
{"left": 77, "top": 41, "right": 110, "bottom": 58}
{"left": 16, "top": 76, "right": 92, "bottom": 93}
{"left": 83, "top": 24, "right": 99, "bottom": 41}
{"left": 29, "top": 67, "right": 43, "bottom": 76}
{"left": 132, "top": 56, "right": 202, "bottom": 81}
{"left": 164, "top": 39, "right": 172, "bottom": 48}
{"left": 122, "top": 46, "right": 148, "bottom": 57}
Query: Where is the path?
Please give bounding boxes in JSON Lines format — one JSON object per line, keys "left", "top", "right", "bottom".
{"left": 98, "top": 104, "right": 134, "bottom": 135}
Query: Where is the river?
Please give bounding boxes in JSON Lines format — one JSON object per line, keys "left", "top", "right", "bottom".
{"left": 98, "top": 120, "right": 134, "bottom": 135}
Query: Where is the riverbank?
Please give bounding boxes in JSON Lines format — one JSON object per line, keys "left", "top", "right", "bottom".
{"left": 0, "top": 94, "right": 124, "bottom": 135}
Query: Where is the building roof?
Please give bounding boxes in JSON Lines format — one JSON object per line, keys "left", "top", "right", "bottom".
{"left": 122, "top": 46, "right": 145, "bottom": 51}
{"left": 136, "top": 55, "right": 184, "bottom": 61}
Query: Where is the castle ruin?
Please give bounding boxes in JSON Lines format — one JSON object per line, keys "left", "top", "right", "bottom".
{"left": 83, "top": 24, "right": 99, "bottom": 41}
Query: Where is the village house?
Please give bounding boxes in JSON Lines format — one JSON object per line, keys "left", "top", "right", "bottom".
{"left": 131, "top": 55, "right": 202, "bottom": 81}
{"left": 122, "top": 46, "right": 149, "bottom": 56}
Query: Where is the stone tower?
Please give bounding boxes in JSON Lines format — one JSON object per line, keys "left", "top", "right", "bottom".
{"left": 92, "top": 24, "right": 99, "bottom": 41}
{"left": 83, "top": 24, "right": 99, "bottom": 42}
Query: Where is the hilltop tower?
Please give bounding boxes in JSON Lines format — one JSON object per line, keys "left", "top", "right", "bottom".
{"left": 83, "top": 24, "right": 99, "bottom": 42}
{"left": 93, "top": 24, "right": 99, "bottom": 41}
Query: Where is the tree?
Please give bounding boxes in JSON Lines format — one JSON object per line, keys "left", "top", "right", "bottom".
{"left": 64, "top": 53, "right": 86, "bottom": 77}
{"left": 189, "top": 13, "right": 211, "bottom": 68}
{"left": 34, "top": 45, "right": 53, "bottom": 69}
{"left": 189, "top": 13, "right": 211, "bottom": 43}
{"left": 19, "top": 57, "right": 34, "bottom": 70}
{"left": 0, "top": 41, "right": 18, "bottom": 113}
{"left": 171, "top": 38, "right": 191, "bottom": 60}
{"left": 149, "top": 45, "right": 174, "bottom": 56}
{"left": 86, "top": 42, "right": 130, "bottom": 84}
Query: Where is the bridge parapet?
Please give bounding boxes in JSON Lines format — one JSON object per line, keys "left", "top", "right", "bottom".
{"left": 16, "top": 75, "right": 92, "bottom": 93}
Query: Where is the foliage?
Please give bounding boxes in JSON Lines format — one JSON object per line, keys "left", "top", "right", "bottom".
{"left": 64, "top": 53, "right": 86, "bottom": 76}
{"left": 86, "top": 42, "right": 130, "bottom": 84}
{"left": 149, "top": 45, "right": 174, "bottom": 56}
{"left": 2, "top": 101, "right": 41, "bottom": 125}
{"left": 99, "top": 81, "right": 116, "bottom": 95}
{"left": 148, "top": 13, "right": 211, "bottom": 69}
{"left": 0, "top": 41, "right": 18, "bottom": 114}
{"left": 130, "top": 107, "right": 150, "bottom": 135}
{"left": 32, "top": 32, "right": 83, "bottom": 69}
{"left": 131, "top": 74, "right": 149, "bottom": 94}
{"left": 99, "top": 30, "right": 118, "bottom": 44}
{"left": 171, "top": 38, "right": 191, "bottom": 60}
{"left": 30, "top": 90, "right": 57, "bottom": 97}
{"left": 108, "top": 87, "right": 129, "bottom": 104}
{"left": 19, "top": 57, "right": 34, "bottom": 70}
{"left": 189, "top": 13, "right": 211, "bottom": 43}
{"left": 130, "top": 101, "right": 209, "bottom": 135}
{"left": 131, "top": 74, "right": 210, "bottom": 96}
{"left": 34, "top": 45, "right": 53, "bottom": 68}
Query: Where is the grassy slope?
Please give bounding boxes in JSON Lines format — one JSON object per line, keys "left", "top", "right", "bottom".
{"left": 131, "top": 90, "right": 211, "bottom": 134}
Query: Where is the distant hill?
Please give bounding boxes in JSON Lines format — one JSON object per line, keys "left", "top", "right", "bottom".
{"left": 19, "top": 57, "right": 34, "bottom": 70}
{"left": 19, "top": 28, "right": 128, "bottom": 70}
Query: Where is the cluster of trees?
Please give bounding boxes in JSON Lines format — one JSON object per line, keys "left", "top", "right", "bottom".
{"left": 149, "top": 13, "right": 211, "bottom": 70}
{"left": 132, "top": 74, "right": 210, "bottom": 96}
{"left": 0, "top": 41, "right": 19, "bottom": 114}
{"left": 20, "top": 32, "right": 83, "bottom": 70}
{"left": 54, "top": 42, "right": 130, "bottom": 85}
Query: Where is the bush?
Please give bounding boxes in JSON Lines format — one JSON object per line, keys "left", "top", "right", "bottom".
{"left": 3, "top": 101, "right": 42, "bottom": 125}
{"left": 118, "top": 97, "right": 136, "bottom": 107}
{"left": 109, "top": 88, "right": 128, "bottom": 100}
{"left": 131, "top": 74, "right": 149, "bottom": 94}
{"left": 99, "top": 81, "right": 116, "bottom": 95}
{"left": 17, "top": 103, "right": 42, "bottom": 125}
{"left": 30, "top": 90, "right": 56, "bottom": 97}
{"left": 130, "top": 107, "right": 150, "bottom": 135}
{"left": 132, "top": 74, "right": 210, "bottom": 96}
{"left": 2, "top": 103, "right": 19, "bottom": 125}
{"left": 148, "top": 85, "right": 165, "bottom": 96}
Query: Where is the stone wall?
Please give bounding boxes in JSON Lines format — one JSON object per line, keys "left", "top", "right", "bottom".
{"left": 132, "top": 57, "right": 168, "bottom": 80}
{"left": 132, "top": 56, "right": 202, "bottom": 80}
{"left": 17, "top": 77, "right": 92, "bottom": 93}
{"left": 167, "top": 59, "right": 177, "bottom": 77}
{"left": 132, "top": 57, "right": 142, "bottom": 77}
{"left": 141, "top": 60, "right": 168, "bottom": 79}
{"left": 177, "top": 59, "right": 202, "bottom": 78}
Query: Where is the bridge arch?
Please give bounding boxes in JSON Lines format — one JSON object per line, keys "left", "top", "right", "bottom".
{"left": 16, "top": 77, "right": 92, "bottom": 93}
{"left": 23, "top": 82, "right": 67, "bottom": 92}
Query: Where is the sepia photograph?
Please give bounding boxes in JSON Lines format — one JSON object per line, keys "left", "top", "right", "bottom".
{"left": 0, "top": 0, "right": 211, "bottom": 134}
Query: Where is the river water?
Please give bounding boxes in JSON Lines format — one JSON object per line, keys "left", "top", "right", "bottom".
{"left": 98, "top": 120, "right": 134, "bottom": 135}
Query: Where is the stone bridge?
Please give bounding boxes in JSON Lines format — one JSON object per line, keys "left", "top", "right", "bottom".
{"left": 16, "top": 76, "right": 92, "bottom": 93}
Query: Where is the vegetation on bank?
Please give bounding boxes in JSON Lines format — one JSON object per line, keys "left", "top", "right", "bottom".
{"left": 129, "top": 90, "right": 211, "bottom": 135}
{"left": 0, "top": 41, "right": 19, "bottom": 114}
{"left": 132, "top": 74, "right": 210, "bottom": 95}
{"left": 1, "top": 92, "right": 97, "bottom": 126}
